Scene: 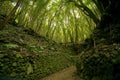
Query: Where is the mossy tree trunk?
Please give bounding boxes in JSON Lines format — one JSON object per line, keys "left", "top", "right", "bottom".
{"left": 0, "top": 0, "right": 23, "bottom": 30}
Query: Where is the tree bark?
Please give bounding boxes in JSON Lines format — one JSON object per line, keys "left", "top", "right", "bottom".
{"left": 69, "top": 0, "right": 100, "bottom": 24}
{"left": 0, "top": 0, "right": 23, "bottom": 29}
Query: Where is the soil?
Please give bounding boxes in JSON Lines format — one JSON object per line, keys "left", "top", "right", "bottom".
{"left": 41, "top": 66, "right": 82, "bottom": 80}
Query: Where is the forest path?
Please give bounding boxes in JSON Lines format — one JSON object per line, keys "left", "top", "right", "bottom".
{"left": 41, "top": 66, "right": 82, "bottom": 80}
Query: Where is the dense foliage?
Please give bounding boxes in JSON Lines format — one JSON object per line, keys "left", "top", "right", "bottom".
{"left": 0, "top": 24, "right": 73, "bottom": 79}
{"left": 76, "top": 0, "right": 120, "bottom": 80}
{"left": 76, "top": 44, "right": 120, "bottom": 80}
{"left": 0, "top": 0, "right": 120, "bottom": 80}
{"left": 0, "top": 0, "right": 99, "bottom": 43}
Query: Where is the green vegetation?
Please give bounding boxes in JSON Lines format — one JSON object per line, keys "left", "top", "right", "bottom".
{"left": 0, "top": 0, "right": 120, "bottom": 80}
{"left": 76, "top": 44, "right": 120, "bottom": 80}
{"left": 0, "top": 24, "right": 73, "bottom": 79}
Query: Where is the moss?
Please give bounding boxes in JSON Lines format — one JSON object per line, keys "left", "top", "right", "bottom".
{"left": 0, "top": 24, "right": 73, "bottom": 80}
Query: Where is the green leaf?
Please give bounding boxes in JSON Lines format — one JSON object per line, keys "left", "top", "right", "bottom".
{"left": 10, "top": 72, "right": 16, "bottom": 77}
{"left": 0, "top": 62, "right": 4, "bottom": 66}
{"left": 16, "top": 53, "right": 22, "bottom": 58}
{"left": 12, "top": 62, "right": 17, "bottom": 66}
{"left": 27, "top": 63, "right": 33, "bottom": 75}
{"left": 4, "top": 43, "right": 19, "bottom": 48}
{"left": 40, "top": 46, "right": 44, "bottom": 50}
{"left": 0, "top": 54, "right": 4, "bottom": 58}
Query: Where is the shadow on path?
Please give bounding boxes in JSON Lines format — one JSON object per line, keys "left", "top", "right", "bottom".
{"left": 41, "top": 66, "right": 82, "bottom": 80}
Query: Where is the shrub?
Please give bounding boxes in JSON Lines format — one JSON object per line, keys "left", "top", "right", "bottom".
{"left": 76, "top": 44, "right": 120, "bottom": 80}
{"left": 0, "top": 45, "right": 72, "bottom": 80}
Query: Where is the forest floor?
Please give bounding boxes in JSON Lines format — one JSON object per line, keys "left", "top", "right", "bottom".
{"left": 0, "top": 23, "right": 77, "bottom": 79}
{"left": 41, "top": 66, "right": 82, "bottom": 80}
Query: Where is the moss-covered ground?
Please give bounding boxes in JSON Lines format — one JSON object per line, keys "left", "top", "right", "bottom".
{"left": 0, "top": 24, "right": 75, "bottom": 80}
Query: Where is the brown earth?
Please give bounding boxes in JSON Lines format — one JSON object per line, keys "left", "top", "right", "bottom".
{"left": 41, "top": 66, "right": 82, "bottom": 80}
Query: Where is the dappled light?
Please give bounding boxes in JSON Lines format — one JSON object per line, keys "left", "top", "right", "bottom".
{"left": 0, "top": 0, "right": 120, "bottom": 80}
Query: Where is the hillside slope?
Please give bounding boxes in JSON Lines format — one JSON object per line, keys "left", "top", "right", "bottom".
{"left": 0, "top": 24, "right": 73, "bottom": 80}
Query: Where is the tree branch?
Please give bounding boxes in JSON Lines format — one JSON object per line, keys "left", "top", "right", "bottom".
{"left": 68, "top": 0, "right": 100, "bottom": 24}
{"left": 0, "top": 0, "right": 23, "bottom": 29}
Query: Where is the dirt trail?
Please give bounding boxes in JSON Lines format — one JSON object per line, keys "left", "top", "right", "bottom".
{"left": 41, "top": 66, "right": 82, "bottom": 80}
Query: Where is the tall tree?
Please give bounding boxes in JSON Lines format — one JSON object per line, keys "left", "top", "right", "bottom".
{"left": 0, "top": 0, "right": 23, "bottom": 29}
{"left": 69, "top": 0, "right": 120, "bottom": 44}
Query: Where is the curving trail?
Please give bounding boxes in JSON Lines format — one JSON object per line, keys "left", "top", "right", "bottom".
{"left": 41, "top": 66, "right": 82, "bottom": 80}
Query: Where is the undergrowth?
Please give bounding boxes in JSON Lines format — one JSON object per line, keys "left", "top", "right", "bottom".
{"left": 76, "top": 44, "right": 120, "bottom": 80}
{"left": 0, "top": 24, "right": 73, "bottom": 80}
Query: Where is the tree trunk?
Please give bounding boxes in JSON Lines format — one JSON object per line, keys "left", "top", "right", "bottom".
{"left": 92, "top": 0, "right": 120, "bottom": 44}
{"left": 0, "top": 0, "right": 23, "bottom": 29}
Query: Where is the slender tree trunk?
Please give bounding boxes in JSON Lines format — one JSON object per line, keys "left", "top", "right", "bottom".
{"left": 0, "top": 0, "right": 23, "bottom": 29}
{"left": 0, "top": 2, "right": 2, "bottom": 9}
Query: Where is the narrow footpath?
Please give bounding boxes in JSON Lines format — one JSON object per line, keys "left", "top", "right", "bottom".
{"left": 41, "top": 66, "right": 82, "bottom": 80}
